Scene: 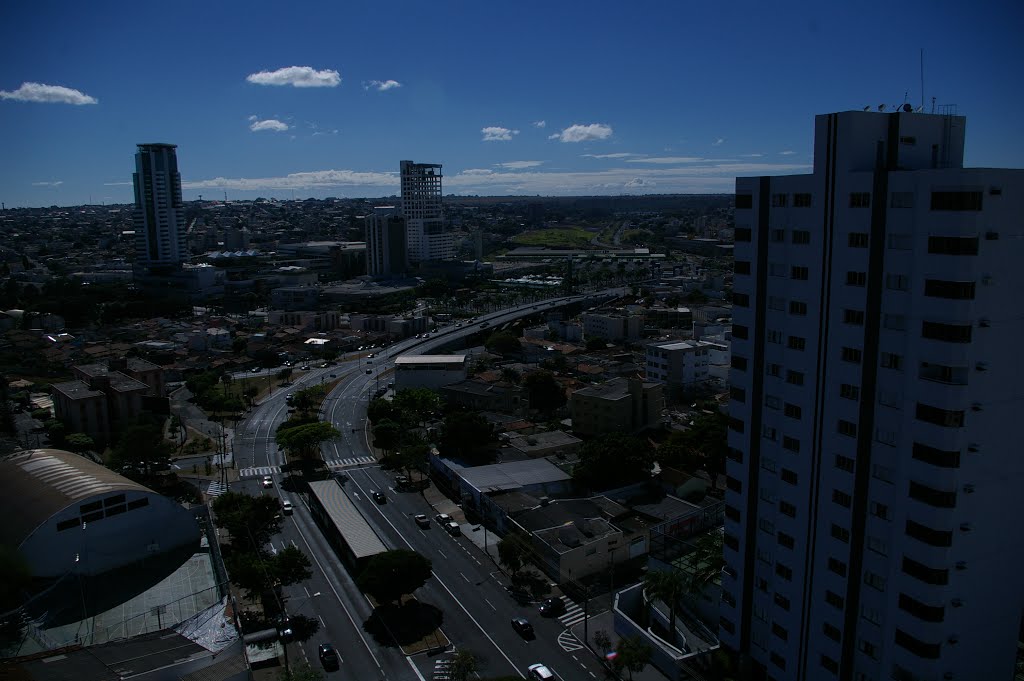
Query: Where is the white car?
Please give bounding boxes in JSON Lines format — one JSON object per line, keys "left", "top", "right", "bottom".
{"left": 262, "top": 476, "right": 273, "bottom": 488}
{"left": 528, "top": 664, "right": 555, "bottom": 680}
{"left": 281, "top": 500, "right": 293, "bottom": 515}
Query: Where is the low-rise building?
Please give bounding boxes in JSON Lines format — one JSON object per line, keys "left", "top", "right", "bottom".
{"left": 569, "top": 377, "right": 664, "bottom": 437}
{"left": 644, "top": 340, "right": 715, "bottom": 392}
{"left": 394, "top": 355, "right": 468, "bottom": 391}
{"left": 582, "top": 311, "right": 643, "bottom": 342}
{"left": 505, "top": 430, "right": 582, "bottom": 459}
{"left": 440, "top": 378, "right": 529, "bottom": 415}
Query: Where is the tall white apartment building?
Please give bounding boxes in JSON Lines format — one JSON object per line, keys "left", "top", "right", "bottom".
{"left": 645, "top": 340, "right": 713, "bottom": 388}
{"left": 400, "top": 160, "right": 454, "bottom": 263}
{"left": 722, "top": 110, "right": 1023, "bottom": 681}
{"left": 365, "top": 206, "right": 408, "bottom": 277}
{"left": 133, "top": 143, "right": 187, "bottom": 274}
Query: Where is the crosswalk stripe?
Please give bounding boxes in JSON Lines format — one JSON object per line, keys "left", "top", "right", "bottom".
{"left": 206, "top": 481, "right": 227, "bottom": 497}
{"left": 325, "top": 456, "right": 376, "bottom": 468}
{"left": 558, "top": 596, "right": 586, "bottom": 626}
{"left": 239, "top": 466, "right": 281, "bottom": 478}
{"left": 557, "top": 630, "right": 584, "bottom": 652}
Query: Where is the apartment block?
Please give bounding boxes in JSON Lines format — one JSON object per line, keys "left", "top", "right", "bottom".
{"left": 570, "top": 377, "right": 663, "bottom": 437}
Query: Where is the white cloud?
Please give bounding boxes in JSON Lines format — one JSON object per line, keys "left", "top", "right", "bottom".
{"left": 532, "top": 120, "right": 546, "bottom": 128}
{"left": 248, "top": 115, "right": 258, "bottom": 121}
{"left": 549, "top": 123, "right": 613, "bottom": 143}
{"left": 459, "top": 169, "right": 494, "bottom": 176}
{"left": 246, "top": 66, "right": 341, "bottom": 88}
{"left": 31, "top": 180, "right": 62, "bottom": 186}
{"left": 481, "top": 126, "right": 519, "bottom": 142}
{"left": 250, "top": 118, "right": 290, "bottom": 132}
{"left": 0, "top": 82, "right": 97, "bottom": 105}
{"left": 741, "top": 153, "right": 764, "bottom": 158}
{"left": 365, "top": 79, "right": 402, "bottom": 91}
{"left": 582, "top": 152, "right": 640, "bottom": 159}
{"left": 626, "top": 156, "right": 704, "bottom": 164}
{"left": 103, "top": 181, "right": 133, "bottom": 186}
{"left": 712, "top": 137, "right": 726, "bottom": 146}
{"left": 184, "top": 169, "right": 398, "bottom": 192}
{"left": 496, "top": 160, "right": 544, "bottom": 169}
{"left": 779, "top": 150, "right": 796, "bottom": 155}
{"left": 625, "top": 178, "right": 654, "bottom": 188}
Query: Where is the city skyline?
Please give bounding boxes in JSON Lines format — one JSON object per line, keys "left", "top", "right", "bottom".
{"left": 2, "top": 0, "right": 1022, "bottom": 207}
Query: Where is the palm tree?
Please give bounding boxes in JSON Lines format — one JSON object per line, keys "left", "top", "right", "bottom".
{"left": 642, "top": 569, "right": 686, "bottom": 644}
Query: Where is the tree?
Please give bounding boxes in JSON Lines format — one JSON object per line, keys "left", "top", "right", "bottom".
{"left": 484, "top": 331, "right": 521, "bottom": 355}
{"left": 497, "top": 531, "right": 532, "bottom": 575}
{"left": 438, "top": 411, "right": 495, "bottom": 463}
{"left": 391, "top": 388, "right": 441, "bottom": 427}
{"left": 64, "top": 432, "right": 95, "bottom": 453}
{"left": 593, "top": 629, "right": 611, "bottom": 655}
{"left": 614, "top": 635, "right": 652, "bottom": 680}
{"left": 522, "top": 370, "right": 565, "bottom": 416}
{"left": 572, "top": 434, "right": 654, "bottom": 492}
{"left": 643, "top": 569, "right": 686, "bottom": 644}
{"left": 585, "top": 335, "right": 607, "bottom": 351}
{"left": 357, "top": 550, "right": 432, "bottom": 605}
{"left": 275, "top": 421, "right": 340, "bottom": 460}
{"left": 273, "top": 546, "right": 314, "bottom": 586}
{"left": 243, "top": 385, "right": 259, "bottom": 407}
{"left": 211, "top": 492, "right": 282, "bottom": 552}
{"left": 371, "top": 419, "right": 403, "bottom": 455}
{"left": 499, "top": 367, "right": 521, "bottom": 384}
{"left": 278, "top": 663, "right": 323, "bottom": 681}
{"left": 449, "top": 649, "right": 478, "bottom": 681}
{"left": 683, "top": 530, "right": 724, "bottom": 598}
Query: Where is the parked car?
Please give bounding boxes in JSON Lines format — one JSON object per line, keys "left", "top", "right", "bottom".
{"left": 435, "top": 513, "right": 452, "bottom": 526}
{"left": 318, "top": 643, "right": 339, "bottom": 671}
{"left": 300, "top": 365, "right": 310, "bottom": 371}
{"left": 444, "top": 521, "right": 461, "bottom": 536}
{"left": 262, "top": 476, "right": 273, "bottom": 488}
{"left": 414, "top": 514, "right": 430, "bottom": 529}
{"left": 538, "top": 597, "right": 565, "bottom": 617}
{"left": 527, "top": 663, "right": 554, "bottom": 680}
{"left": 371, "top": 490, "right": 387, "bottom": 504}
{"left": 281, "top": 500, "right": 293, "bottom": 515}
{"left": 365, "top": 368, "right": 372, "bottom": 374}
{"left": 511, "top": 617, "right": 535, "bottom": 639}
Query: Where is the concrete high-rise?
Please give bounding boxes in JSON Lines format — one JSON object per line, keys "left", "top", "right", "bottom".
{"left": 133, "top": 143, "right": 187, "bottom": 274}
{"left": 722, "top": 110, "right": 1023, "bottom": 681}
{"left": 400, "top": 160, "right": 453, "bottom": 263}
{"left": 365, "top": 206, "right": 408, "bottom": 277}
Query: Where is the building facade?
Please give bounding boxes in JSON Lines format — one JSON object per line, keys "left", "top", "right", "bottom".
{"left": 582, "top": 311, "right": 643, "bottom": 342}
{"left": 645, "top": 340, "right": 714, "bottom": 391}
{"left": 400, "top": 160, "right": 453, "bottom": 263}
{"left": 365, "top": 206, "right": 408, "bottom": 277}
{"left": 133, "top": 143, "right": 187, "bottom": 274}
{"left": 570, "top": 377, "right": 664, "bottom": 437}
{"left": 723, "top": 109, "right": 1024, "bottom": 681}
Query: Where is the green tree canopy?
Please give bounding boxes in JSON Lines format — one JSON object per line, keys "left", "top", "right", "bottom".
{"left": 275, "top": 421, "right": 340, "bottom": 460}
{"left": 497, "top": 531, "right": 532, "bottom": 575}
{"left": 438, "top": 410, "right": 495, "bottom": 464}
{"left": 522, "top": 370, "right": 566, "bottom": 416}
{"left": 614, "top": 635, "right": 653, "bottom": 680}
{"left": 572, "top": 433, "right": 654, "bottom": 492}
{"left": 371, "top": 418, "right": 404, "bottom": 454}
{"left": 211, "top": 492, "right": 283, "bottom": 553}
{"left": 391, "top": 388, "right": 441, "bottom": 426}
{"left": 357, "top": 550, "right": 432, "bottom": 605}
{"left": 484, "top": 331, "right": 521, "bottom": 355}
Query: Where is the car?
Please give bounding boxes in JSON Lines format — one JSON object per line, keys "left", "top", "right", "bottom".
{"left": 300, "top": 365, "right": 310, "bottom": 371}
{"left": 415, "top": 334, "right": 422, "bottom": 339}
{"left": 538, "top": 597, "right": 565, "bottom": 617}
{"left": 371, "top": 490, "right": 386, "bottom": 504}
{"left": 444, "top": 521, "right": 461, "bottom": 536}
{"left": 435, "top": 513, "right": 452, "bottom": 526}
{"left": 262, "top": 476, "right": 273, "bottom": 488}
{"left": 320, "top": 363, "right": 329, "bottom": 368}
{"left": 414, "top": 514, "right": 430, "bottom": 529}
{"left": 511, "top": 617, "right": 535, "bottom": 639}
{"left": 281, "top": 500, "right": 293, "bottom": 515}
{"left": 368, "top": 353, "right": 375, "bottom": 358}
{"left": 285, "top": 394, "right": 294, "bottom": 403}
{"left": 365, "top": 368, "right": 372, "bottom": 374}
{"left": 250, "top": 367, "right": 261, "bottom": 373}
{"left": 423, "top": 333, "right": 430, "bottom": 338}
{"left": 479, "top": 321, "right": 489, "bottom": 328}
{"left": 318, "top": 643, "right": 340, "bottom": 671}
{"left": 527, "top": 663, "right": 554, "bottom": 680}
{"left": 455, "top": 322, "right": 462, "bottom": 327}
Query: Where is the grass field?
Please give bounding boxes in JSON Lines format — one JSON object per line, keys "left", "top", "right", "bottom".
{"left": 512, "top": 226, "right": 596, "bottom": 249}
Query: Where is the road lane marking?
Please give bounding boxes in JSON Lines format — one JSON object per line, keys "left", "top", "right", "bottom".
{"left": 437, "top": 549, "right": 447, "bottom": 559}
{"left": 484, "top": 598, "right": 496, "bottom": 611}
{"left": 460, "top": 572, "right": 470, "bottom": 583}
{"left": 405, "top": 657, "right": 427, "bottom": 681}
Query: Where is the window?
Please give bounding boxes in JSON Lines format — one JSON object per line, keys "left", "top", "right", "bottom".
{"left": 774, "top": 593, "right": 791, "bottom": 611}
{"left": 723, "top": 533, "right": 740, "bottom": 551}
{"left": 785, "top": 370, "right": 804, "bottom": 386}
{"left": 765, "top": 395, "right": 781, "bottom": 410}
{"left": 735, "top": 227, "right": 752, "bottom": 242}
{"left": 763, "top": 425, "right": 778, "bottom": 441}
{"left": 825, "top": 590, "right": 845, "bottom": 609}
{"left": 842, "top": 347, "right": 862, "bottom": 364}
{"left": 732, "top": 324, "right": 749, "bottom": 339}
{"left": 930, "top": 191, "right": 983, "bottom": 211}
{"left": 849, "top": 192, "right": 871, "bottom": 208}
{"left": 902, "top": 556, "right": 949, "bottom": 585}
{"left": 898, "top": 593, "right": 945, "bottom": 623}
{"left": 790, "top": 266, "right": 809, "bottom": 280}
{"left": 730, "top": 386, "right": 746, "bottom": 403}
{"left": 57, "top": 518, "right": 80, "bottom": 532}
{"left": 843, "top": 309, "right": 865, "bottom": 325}
{"left": 828, "top": 557, "right": 848, "bottom": 577}
{"left": 860, "top": 605, "right": 881, "bottom": 625}
{"left": 782, "top": 436, "right": 800, "bottom": 452}
{"left": 757, "top": 547, "right": 773, "bottom": 563}
{"left": 794, "top": 193, "right": 812, "bottom": 207}
{"left": 736, "top": 194, "right": 753, "bottom": 209}
{"left": 105, "top": 504, "right": 126, "bottom": 518}
{"left": 858, "top": 639, "right": 879, "bottom": 660}
{"left": 732, "top": 292, "right": 750, "bottom": 307}
{"left": 890, "top": 192, "right": 914, "bottom": 208}
{"left": 792, "top": 229, "right": 811, "bottom": 244}
{"left": 771, "top": 229, "right": 785, "bottom": 243}
{"left": 80, "top": 500, "right": 103, "bottom": 514}
{"left": 918, "top": 362, "right": 968, "bottom": 386}
{"left": 866, "top": 535, "right": 888, "bottom": 556}
{"left": 784, "top": 403, "right": 802, "bottom": 420}
{"left": 871, "top": 463, "right": 894, "bottom": 482}
{"left": 915, "top": 402, "right": 964, "bottom": 427}
{"left": 775, "top": 563, "right": 792, "bottom": 581}
{"left": 823, "top": 623, "right": 841, "bottom": 641}
{"left": 921, "top": 320, "right": 973, "bottom": 343}
{"left": 759, "top": 517, "right": 775, "bottom": 534}
{"left": 780, "top": 468, "right": 798, "bottom": 485}
{"left": 772, "top": 193, "right": 788, "bottom": 207}
{"left": 821, "top": 656, "right": 839, "bottom": 674}
{"left": 846, "top": 271, "right": 866, "bottom": 286}
{"left": 899, "top": 135, "right": 917, "bottom": 146}
{"left": 767, "top": 363, "right": 781, "bottom": 377}
{"left": 726, "top": 476, "right": 742, "bottom": 493}
{"left": 837, "top": 420, "right": 857, "bottom": 437}
{"left": 724, "top": 504, "right": 740, "bottom": 521}
{"left": 880, "top": 352, "right": 902, "bottom": 370}
{"left": 83, "top": 511, "right": 104, "bottom": 523}
{"left": 848, "top": 232, "right": 869, "bottom": 248}
{"left": 770, "top": 652, "right": 787, "bottom": 670}
{"left": 905, "top": 519, "right": 953, "bottom": 547}
{"left": 104, "top": 494, "right": 126, "bottom": 507}
{"left": 909, "top": 481, "right": 957, "bottom": 508}
{"left": 835, "top": 455, "right": 855, "bottom": 473}
{"left": 911, "top": 442, "right": 961, "bottom": 468}
{"left": 924, "top": 279, "right": 976, "bottom": 299}
{"left": 734, "top": 260, "right": 751, "bottom": 275}
{"left": 779, "top": 501, "right": 796, "bottom": 518}
{"left": 894, "top": 629, "right": 941, "bottom": 659}
{"left": 772, "top": 622, "right": 789, "bottom": 640}
{"left": 831, "top": 524, "right": 850, "bottom": 543}
{"left": 731, "top": 355, "right": 749, "bottom": 371}
{"left": 840, "top": 384, "right": 860, "bottom": 400}
{"left": 719, "top": 617, "right": 736, "bottom": 634}
{"left": 767, "top": 329, "right": 783, "bottom": 344}
{"left": 126, "top": 498, "right": 149, "bottom": 511}
{"left": 832, "top": 489, "right": 852, "bottom": 508}
{"left": 928, "top": 235, "right": 979, "bottom": 255}
{"left": 777, "top": 531, "right": 795, "bottom": 549}
{"left": 789, "top": 300, "right": 807, "bottom": 315}
{"left": 863, "top": 571, "right": 886, "bottom": 591}
{"left": 870, "top": 501, "right": 891, "bottom": 520}
{"left": 885, "top": 273, "right": 909, "bottom": 291}
{"left": 787, "top": 336, "right": 806, "bottom": 351}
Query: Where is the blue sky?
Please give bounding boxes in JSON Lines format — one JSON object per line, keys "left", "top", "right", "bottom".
{"left": 1, "top": 0, "right": 1022, "bottom": 207}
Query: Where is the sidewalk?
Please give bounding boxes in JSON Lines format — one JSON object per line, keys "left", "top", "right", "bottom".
{"left": 571, "top": 610, "right": 673, "bottom": 681}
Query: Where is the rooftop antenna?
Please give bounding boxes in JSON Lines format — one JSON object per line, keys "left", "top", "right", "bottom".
{"left": 920, "top": 48, "right": 925, "bottom": 111}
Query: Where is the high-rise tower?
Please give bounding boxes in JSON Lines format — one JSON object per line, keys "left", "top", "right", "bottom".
{"left": 365, "top": 206, "right": 408, "bottom": 277}
{"left": 723, "top": 110, "right": 1023, "bottom": 680}
{"left": 133, "top": 143, "right": 186, "bottom": 274}
{"left": 400, "top": 160, "right": 453, "bottom": 263}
